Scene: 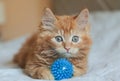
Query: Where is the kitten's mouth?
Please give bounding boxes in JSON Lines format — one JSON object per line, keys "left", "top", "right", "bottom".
{"left": 65, "top": 52, "right": 71, "bottom": 55}
{"left": 59, "top": 52, "right": 72, "bottom": 57}
{"left": 54, "top": 49, "right": 74, "bottom": 57}
{"left": 66, "top": 51, "right": 71, "bottom": 53}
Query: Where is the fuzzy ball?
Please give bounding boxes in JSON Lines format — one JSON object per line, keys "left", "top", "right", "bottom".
{"left": 50, "top": 58, "right": 73, "bottom": 80}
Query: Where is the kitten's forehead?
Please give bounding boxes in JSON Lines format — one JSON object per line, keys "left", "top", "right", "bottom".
{"left": 56, "top": 16, "right": 76, "bottom": 31}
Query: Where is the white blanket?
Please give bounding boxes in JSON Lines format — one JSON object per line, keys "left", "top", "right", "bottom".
{"left": 0, "top": 11, "right": 120, "bottom": 81}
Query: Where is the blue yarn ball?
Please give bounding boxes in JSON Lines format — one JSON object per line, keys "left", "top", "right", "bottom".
{"left": 50, "top": 58, "right": 73, "bottom": 80}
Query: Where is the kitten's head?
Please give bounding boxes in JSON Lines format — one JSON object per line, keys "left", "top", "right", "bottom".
{"left": 39, "top": 8, "right": 92, "bottom": 57}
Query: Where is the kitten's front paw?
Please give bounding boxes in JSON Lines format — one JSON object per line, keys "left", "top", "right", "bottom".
{"left": 73, "top": 65, "right": 86, "bottom": 77}
{"left": 41, "top": 68, "right": 54, "bottom": 80}
{"left": 25, "top": 66, "right": 54, "bottom": 80}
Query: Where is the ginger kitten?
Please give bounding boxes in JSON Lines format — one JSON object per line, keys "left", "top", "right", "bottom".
{"left": 13, "top": 8, "right": 92, "bottom": 80}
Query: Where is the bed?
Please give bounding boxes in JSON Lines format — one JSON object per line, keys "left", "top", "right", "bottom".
{"left": 0, "top": 11, "right": 120, "bottom": 81}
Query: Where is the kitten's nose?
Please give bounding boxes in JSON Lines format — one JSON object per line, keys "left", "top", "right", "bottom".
{"left": 64, "top": 47, "right": 70, "bottom": 52}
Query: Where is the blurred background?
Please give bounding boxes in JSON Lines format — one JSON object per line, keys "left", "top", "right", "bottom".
{"left": 0, "top": 0, "right": 120, "bottom": 41}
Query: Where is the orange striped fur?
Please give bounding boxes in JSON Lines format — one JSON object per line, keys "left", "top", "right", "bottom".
{"left": 13, "top": 8, "right": 92, "bottom": 80}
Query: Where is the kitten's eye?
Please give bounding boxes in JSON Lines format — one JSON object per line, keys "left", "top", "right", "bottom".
{"left": 72, "top": 36, "right": 79, "bottom": 42}
{"left": 55, "top": 36, "right": 63, "bottom": 42}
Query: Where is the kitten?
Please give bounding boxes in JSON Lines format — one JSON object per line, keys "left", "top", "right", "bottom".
{"left": 13, "top": 8, "right": 92, "bottom": 80}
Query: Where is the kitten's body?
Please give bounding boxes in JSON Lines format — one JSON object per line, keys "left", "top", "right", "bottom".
{"left": 14, "top": 8, "right": 92, "bottom": 80}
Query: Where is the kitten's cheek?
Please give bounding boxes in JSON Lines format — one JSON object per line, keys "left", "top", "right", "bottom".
{"left": 56, "top": 48, "right": 62, "bottom": 53}
{"left": 70, "top": 48, "right": 79, "bottom": 54}
{"left": 56, "top": 48, "right": 66, "bottom": 54}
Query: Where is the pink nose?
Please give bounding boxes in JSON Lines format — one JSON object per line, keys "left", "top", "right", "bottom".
{"left": 64, "top": 47, "right": 70, "bottom": 52}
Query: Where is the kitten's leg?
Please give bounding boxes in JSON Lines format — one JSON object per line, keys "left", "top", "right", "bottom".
{"left": 70, "top": 58, "right": 87, "bottom": 77}
{"left": 73, "top": 65, "right": 87, "bottom": 77}
{"left": 25, "top": 62, "right": 54, "bottom": 80}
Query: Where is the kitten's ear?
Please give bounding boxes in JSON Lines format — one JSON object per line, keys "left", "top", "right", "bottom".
{"left": 76, "top": 8, "right": 89, "bottom": 30}
{"left": 41, "top": 8, "right": 57, "bottom": 30}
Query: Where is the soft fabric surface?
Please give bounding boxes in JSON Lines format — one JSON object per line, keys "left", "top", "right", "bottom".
{"left": 0, "top": 11, "right": 120, "bottom": 81}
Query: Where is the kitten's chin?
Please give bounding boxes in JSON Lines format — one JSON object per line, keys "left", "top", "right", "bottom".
{"left": 58, "top": 52, "right": 77, "bottom": 58}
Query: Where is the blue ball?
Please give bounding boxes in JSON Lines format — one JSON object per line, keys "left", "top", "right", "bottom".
{"left": 51, "top": 58, "right": 73, "bottom": 80}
